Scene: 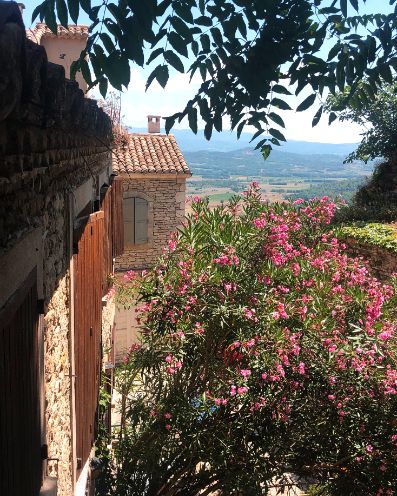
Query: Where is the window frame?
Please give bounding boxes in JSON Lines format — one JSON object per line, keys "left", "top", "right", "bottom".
{"left": 123, "top": 192, "right": 153, "bottom": 249}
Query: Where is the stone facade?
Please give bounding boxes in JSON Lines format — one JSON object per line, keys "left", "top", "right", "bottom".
{"left": 0, "top": 4, "right": 114, "bottom": 496}
{"left": 115, "top": 174, "right": 188, "bottom": 270}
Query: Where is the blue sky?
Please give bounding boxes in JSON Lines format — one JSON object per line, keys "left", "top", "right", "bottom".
{"left": 22, "top": 0, "right": 394, "bottom": 143}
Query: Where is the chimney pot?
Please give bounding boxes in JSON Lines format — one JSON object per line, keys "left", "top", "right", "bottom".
{"left": 147, "top": 115, "right": 161, "bottom": 134}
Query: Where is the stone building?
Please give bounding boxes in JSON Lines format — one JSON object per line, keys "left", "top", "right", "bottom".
{"left": 112, "top": 118, "right": 191, "bottom": 359}
{"left": 26, "top": 22, "right": 88, "bottom": 91}
{"left": 0, "top": 4, "right": 122, "bottom": 496}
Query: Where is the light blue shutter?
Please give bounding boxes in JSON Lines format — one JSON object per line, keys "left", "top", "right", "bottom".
{"left": 123, "top": 197, "right": 135, "bottom": 245}
{"left": 134, "top": 198, "right": 148, "bottom": 244}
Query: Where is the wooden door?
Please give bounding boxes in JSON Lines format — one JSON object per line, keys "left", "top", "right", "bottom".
{"left": 0, "top": 268, "right": 42, "bottom": 495}
{"left": 73, "top": 211, "right": 104, "bottom": 476}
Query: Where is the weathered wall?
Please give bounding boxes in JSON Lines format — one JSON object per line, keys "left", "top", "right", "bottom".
{"left": 115, "top": 176, "right": 187, "bottom": 270}
{"left": 346, "top": 238, "right": 397, "bottom": 280}
{"left": 0, "top": 5, "right": 112, "bottom": 495}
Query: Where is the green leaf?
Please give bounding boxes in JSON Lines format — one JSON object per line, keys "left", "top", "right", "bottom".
{"left": 80, "top": 0, "right": 91, "bottom": 14}
{"left": 100, "top": 33, "right": 115, "bottom": 54}
{"left": 188, "top": 107, "right": 198, "bottom": 134}
{"left": 201, "top": 34, "right": 211, "bottom": 52}
{"left": 261, "top": 144, "right": 272, "bottom": 160}
{"left": 67, "top": 0, "right": 79, "bottom": 24}
{"left": 271, "top": 98, "right": 292, "bottom": 111}
{"left": 328, "top": 112, "right": 338, "bottom": 125}
{"left": 269, "top": 128, "right": 286, "bottom": 142}
{"left": 174, "top": 3, "right": 194, "bottom": 23}
{"left": 164, "top": 50, "right": 184, "bottom": 73}
{"left": 45, "top": 1, "right": 58, "bottom": 34}
{"left": 170, "top": 17, "right": 192, "bottom": 40}
{"left": 195, "top": 16, "right": 212, "bottom": 27}
{"left": 268, "top": 112, "right": 285, "bottom": 128}
{"left": 199, "top": 0, "right": 205, "bottom": 15}
{"left": 296, "top": 93, "right": 316, "bottom": 112}
{"left": 272, "top": 84, "right": 292, "bottom": 95}
{"left": 147, "top": 47, "right": 163, "bottom": 65}
{"left": 204, "top": 121, "right": 213, "bottom": 140}
{"left": 99, "top": 77, "right": 108, "bottom": 98}
{"left": 165, "top": 116, "right": 176, "bottom": 134}
{"left": 156, "top": 65, "right": 169, "bottom": 88}
{"left": 80, "top": 58, "right": 92, "bottom": 86}
{"left": 211, "top": 27, "right": 223, "bottom": 46}
{"left": 349, "top": 0, "right": 359, "bottom": 12}
{"left": 168, "top": 32, "right": 189, "bottom": 57}
{"left": 32, "top": 3, "right": 45, "bottom": 23}
{"left": 56, "top": 0, "right": 68, "bottom": 27}
{"left": 105, "top": 52, "right": 130, "bottom": 89}
{"left": 340, "top": 0, "right": 348, "bottom": 17}
{"left": 312, "top": 106, "right": 323, "bottom": 127}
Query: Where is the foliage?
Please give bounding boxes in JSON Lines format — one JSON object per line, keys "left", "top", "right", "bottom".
{"left": 94, "top": 373, "right": 114, "bottom": 496}
{"left": 32, "top": 0, "right": 397, "bottom": 156}
{"left": 103, "top": 185, "right": 397, "bottom": 495}
{"left": 326, "top": 83, "right": 397, "bottom": 163}
{"left": 338, "top": 223, "right": 397, "bottom": 254}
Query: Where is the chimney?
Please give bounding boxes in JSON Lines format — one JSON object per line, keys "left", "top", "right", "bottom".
{"left": 147, "top": 115, "right": 161, "bottom": 134}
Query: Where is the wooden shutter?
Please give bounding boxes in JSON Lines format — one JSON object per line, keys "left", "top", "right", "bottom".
{"left": 111, "top": 179, "right": 124, "bottom": 257}
{"left": 101, "top": 185, "right": 112, "bottom": 295}
{"left": 0, "top": 268, "right": 42, "bottom": 496}
{"left": 134, "top": 198, "right": 148, "bottom": 245}
{"left": 73, "top": 212, "right": 104, "bottom": 478}
{"left": 123, "top": 197, "right": 135, "bottom": 246}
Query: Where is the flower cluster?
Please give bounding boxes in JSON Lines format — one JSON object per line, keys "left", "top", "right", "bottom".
{"left": 114, "top": 183, "right": 397, "bottom": 495}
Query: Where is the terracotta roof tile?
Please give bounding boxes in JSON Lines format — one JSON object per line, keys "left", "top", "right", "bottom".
{"left": 113, "top": 133, "right": 190, "bottom": 175}
{"left": 26, "top": 23, "right": 88, "bottom": 43}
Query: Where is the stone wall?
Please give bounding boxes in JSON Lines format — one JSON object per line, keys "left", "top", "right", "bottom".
{"left": 0, "top": 4, "right": 112, "bottom": 495}
{"left": 346, "top": 238, "right": 397, "bottom": 280}
{"left": 115, "top": 175, "right": 187, "bottom": 270}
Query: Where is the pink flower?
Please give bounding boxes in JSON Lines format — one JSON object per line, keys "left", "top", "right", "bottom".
{"left": 165, "top": 355, "right": 173, "bottom": 363}
{"left": 175, "top": 361, "right": 183, "bottom": 369}
{"left": 123, "top": 270, "right": 137, "bottom": 282}
{"left": 167, "top": 239, "right": 177, "bottom": 252}
{"left": 366, "top": 444, "right": 373, "bottom": 453}
{"left": 293, "top": 198, "right": 304, "bottom": 205}
{"left": 230, "top": 385, "right": 237, "bottom": 396}
{"left": 328, "top": 394, "right": 335, "bottom": 401}
{"left": 298, "top": 362, "right": 305, "bottom": 375}
{"left": 165, "top": 424, "right": 171, "bottom": 430}
{"left": 237, "top": 386, "right": 248, "bottom": 395}
{"left": 164, "top": 412, "right": 172, "bottom": 419}
{"left": 240, "top": 369, "right": 251, "bottom": 379}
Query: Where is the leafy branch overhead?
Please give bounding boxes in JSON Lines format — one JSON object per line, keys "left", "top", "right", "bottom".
{"left": 33, "top": 0, "right": 397, "bottom": 157}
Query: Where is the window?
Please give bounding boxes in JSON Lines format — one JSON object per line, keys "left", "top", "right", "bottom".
{"left": 124, "top": 197, "right": 149, "bottom": 245}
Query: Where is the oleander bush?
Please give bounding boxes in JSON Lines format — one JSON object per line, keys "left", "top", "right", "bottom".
{"left": 103, "top": 184, "right": 397, "bottom": 496}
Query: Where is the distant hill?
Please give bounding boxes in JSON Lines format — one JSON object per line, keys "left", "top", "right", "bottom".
{"left": 128, "top": 127, "right": 358, "bottom": 156}
{"left": 183, "top": 147, "right": 374, "bottom": 180}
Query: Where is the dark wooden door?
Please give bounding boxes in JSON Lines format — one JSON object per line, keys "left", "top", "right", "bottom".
{"left": 0, "top": 268, "right": 42, "bottom": 495}
{"left": 74, "top": 211, "right": 104, "bottom": 477}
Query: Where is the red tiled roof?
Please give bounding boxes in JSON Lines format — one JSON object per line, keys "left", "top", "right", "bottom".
{"left": 26, "top": 23, "right": 88, "bottom": 43}
{"left": 113, "top": 134, "right": 190, "bottom": 175}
